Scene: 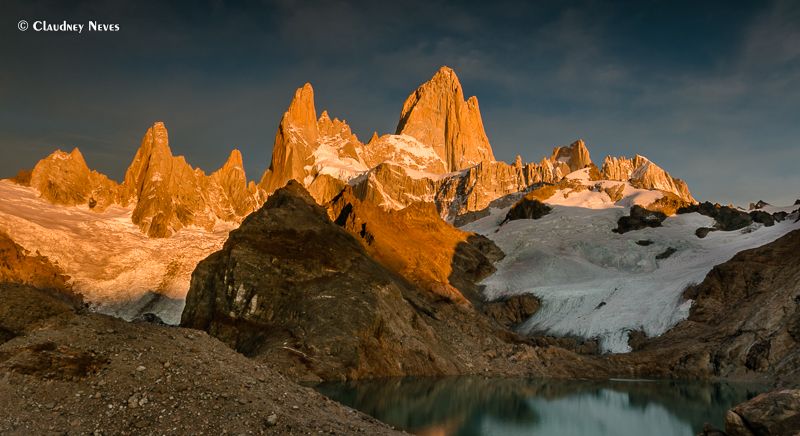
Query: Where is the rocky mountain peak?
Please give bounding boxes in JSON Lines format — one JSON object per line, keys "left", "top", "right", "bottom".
{"left": 395, "top": 66, "right": 495, "bottom": 172}
{"left": 117, "top": 122, "right": 260, "bottom": 237}
{"left": 601, "top": 153, "right": 696, "bottom": 204}
{"left": 551, "top": 139, "right": 592, "bottom": 172}
{"left": 122, "top": 121, "right": 174, "bottom": 202}
{"left": 260, "top": 84, "right": 321, "bottom": 193}
{"left": 259, "top": 83, "right": 368, "bottom": 201}
{"left": 28, "top": 147, "right": 121, "bottom": 211}
{"left": 284, "top": 83, "right": 318, "bottom": 139}
{"left": 222, "top": 148, "right": 244, "bottom": 171}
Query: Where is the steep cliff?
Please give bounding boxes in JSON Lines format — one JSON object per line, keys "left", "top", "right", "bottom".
{"left": 395, "top": 66, "right": 495, "bottom": 171}
{"left": 122, "top": 122, "right": 258, "bottom": 237}
{"left": 258, "top": 84, "right": 368, "bottom": 201}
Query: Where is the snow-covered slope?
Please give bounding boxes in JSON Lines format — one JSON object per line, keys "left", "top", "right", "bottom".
{"left": 0, "top": 180, "right": 231, "bottom": 324}
{"left": 464, "top": 177, "right": 800, "bottom": 353}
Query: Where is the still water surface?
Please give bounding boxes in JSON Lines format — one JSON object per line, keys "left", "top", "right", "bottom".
{"left": 315, "top": 377, "right": 765, "bottom": 436}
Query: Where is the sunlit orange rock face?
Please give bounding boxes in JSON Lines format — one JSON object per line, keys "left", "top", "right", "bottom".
{"left": 396, "top": 66, "right": 495, "bottom": 171}
{"left": 122, "top": 122, "right": 260, "bottom": 237}
{"left": 0, "top": 232, "right": 70, "bottom": 291}
{"left": 258, "top": 83, "right": 365, "bottom": 200}
{"left": 551, "top": 139, "right": 592, "bottom": 172}
{"left": 28, "top": 148, "right": 121, "bottom": 211}
{"left": 327, "top": 187, "right": 500, "bottom": 305}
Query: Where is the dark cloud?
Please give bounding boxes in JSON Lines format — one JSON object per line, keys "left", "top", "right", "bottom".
{"left": 1, "top": 0, "right": 798, "bottom": 205}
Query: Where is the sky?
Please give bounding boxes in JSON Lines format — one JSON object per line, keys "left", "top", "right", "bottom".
{"left": 2, "top": 0, "right": 799, "bottom": 206}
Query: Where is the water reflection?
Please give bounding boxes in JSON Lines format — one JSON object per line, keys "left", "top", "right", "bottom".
{"left": 315, "top": 377, "right": 765, "bottom": 436}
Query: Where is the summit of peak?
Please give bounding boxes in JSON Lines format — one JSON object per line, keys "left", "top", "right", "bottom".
{"left": 282, "top": 83, "right": 318, "bottom": 134}
{"left": 551, "top": 139, "right": 592, "bottom": 172}
{"left": 432, "top": 65, "right": 458, "bottom": 80}
{"left": 394, "top": 67, "right": 494, "bottom": 172}
{"left": 223, "top": 149, "right": 244, "bottom": 168}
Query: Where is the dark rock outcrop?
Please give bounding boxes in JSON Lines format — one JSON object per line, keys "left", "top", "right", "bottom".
{"left": 724, "top": 389, "right": 800, "bottom": 436}
{"left": 696, "top": 227, "right": 717, "bottom": 238}
{"left": 503, "top": 198, "right": 552, "bottom": 222}
{"left": 679, "top": 202, "right": 753, "bottom": 232}
{"left": 181, "top": 181, "right": 586, "bottom": 381}
{"left": 749, "top": 210, "right": 775, "bottom": 227}
{"left": 483, "top": 294, "right": 540, "bottom": 329}
{"left": 613, "top": 205, "right": 667, "bottom": 233}
{"left": 655, "top": 247, "right": 677, "bottom": 260}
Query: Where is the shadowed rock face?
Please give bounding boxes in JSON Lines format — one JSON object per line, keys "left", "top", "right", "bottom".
{"left": 613, "top": 205, "right": 667, "bottom": 233}
{"left": 180, "top": 182, "right": 476, "bottom": 380}
{"left": 503, "top": 198, "right": 552, "bottom": 222}
{"left": 483, "top": 295, "right": 541, "bottom": 329}
{"left": 180, "top": 181, "right": 605, "bottom": 382}
{"left": 0, "top": 233, "right": 82, "bottom": 343}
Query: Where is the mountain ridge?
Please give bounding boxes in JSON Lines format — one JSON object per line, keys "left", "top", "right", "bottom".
{"left": 8, "top": 66, "right": 698, "bottom": 238}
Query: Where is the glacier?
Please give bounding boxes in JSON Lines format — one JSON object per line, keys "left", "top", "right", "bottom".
{"left": 465, "top": 179, "right": 800, "bottom": 353}
{"left": 0, "top": 180, "right": 232, "bottom": 324}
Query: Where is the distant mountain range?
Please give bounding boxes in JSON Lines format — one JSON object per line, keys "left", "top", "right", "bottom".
{"left": 10, "top": 66, "right": 695, "bottom": 238}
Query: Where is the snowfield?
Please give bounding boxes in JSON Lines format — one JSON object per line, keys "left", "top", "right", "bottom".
{"left": 0, "top": 180, "right": 233, "bottom": 324}
{"left": 464, "top": 179, "right": 800, "bottom": 353}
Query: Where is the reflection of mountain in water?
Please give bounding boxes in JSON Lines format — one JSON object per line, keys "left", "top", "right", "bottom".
{"left": 315, "top": 377, "right": 766, "bottom": 436}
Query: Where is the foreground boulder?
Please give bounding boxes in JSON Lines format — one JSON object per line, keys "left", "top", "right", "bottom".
{"left": 181, "top": 181, "right": 595, "bottom": 381}
{"left": 725, "top": 390, "right": 800, "bottom": 436}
